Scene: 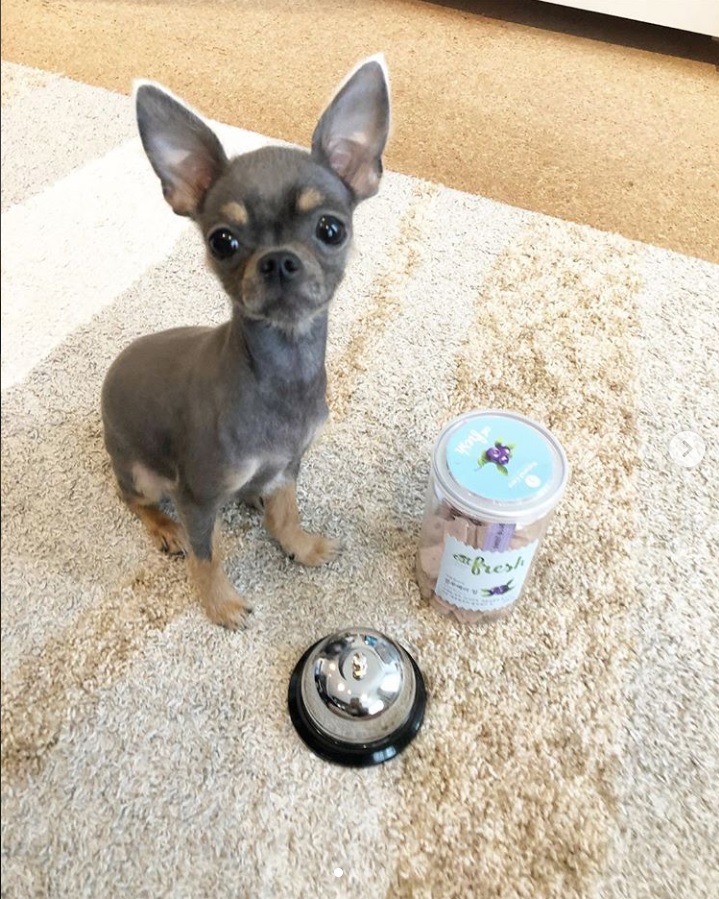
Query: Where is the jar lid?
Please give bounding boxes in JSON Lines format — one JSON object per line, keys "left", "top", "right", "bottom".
{"left": 288, "top": 628, "right": 426, "bottom": 767}
{"left": 433, "top": 410, "right": 569, "bottom": 525}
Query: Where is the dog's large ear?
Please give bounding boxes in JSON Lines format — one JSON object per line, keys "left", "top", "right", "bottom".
{"left": 135, "top": 83, "right": 228, "bottom": 217}
{"left": 311, "top": 57, "right": 391, "bottom": 202}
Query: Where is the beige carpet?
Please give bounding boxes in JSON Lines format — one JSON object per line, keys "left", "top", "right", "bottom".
{"left": 1, "top": 61, "right": 717, "bottom": 898}
{"left": 2, "top": 0, "right": 718, "bottom": 264}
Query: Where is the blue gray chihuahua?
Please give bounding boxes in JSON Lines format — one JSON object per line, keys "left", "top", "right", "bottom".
{"left": 102, "top": 58, "right": 390, "bottom": 629}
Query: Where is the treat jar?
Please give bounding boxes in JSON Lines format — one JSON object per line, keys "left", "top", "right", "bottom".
{"left": 416, "top": 410, "right": 569, "bottom": 623}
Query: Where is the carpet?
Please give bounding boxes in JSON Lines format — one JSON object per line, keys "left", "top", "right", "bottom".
{"left": 1, "top": 62, "right": 717, "bottom": 899}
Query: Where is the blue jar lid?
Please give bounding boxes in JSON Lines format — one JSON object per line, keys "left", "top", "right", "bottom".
{"left": 433, "top": 410, "right": 569, "bottom": 524}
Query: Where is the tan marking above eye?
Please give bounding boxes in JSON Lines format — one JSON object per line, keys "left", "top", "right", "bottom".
{"left": 220, "top": 201, "right": 249, "bottom": 225}
{"left": 296, "top": 188, "right": 325, "bottom": 213}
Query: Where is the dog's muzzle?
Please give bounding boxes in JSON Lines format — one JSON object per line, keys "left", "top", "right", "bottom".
{"left": 257, "top": 250, "right": 304, "bottom": 284}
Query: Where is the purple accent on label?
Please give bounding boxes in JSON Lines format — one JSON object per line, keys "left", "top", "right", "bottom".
{"left": 483, "top": 523, "right": 515, "bottom": 552}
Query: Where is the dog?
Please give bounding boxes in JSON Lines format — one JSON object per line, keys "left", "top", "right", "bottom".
{"left": 101, "top": 57, "right": 390, "bottom": 629}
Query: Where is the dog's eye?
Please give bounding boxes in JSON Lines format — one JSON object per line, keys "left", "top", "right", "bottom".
{"left": 208, "top": 228, "right": 240, "bottom": 260}
{"left": 315, "top": 215, "right": 346, "bottom": 246}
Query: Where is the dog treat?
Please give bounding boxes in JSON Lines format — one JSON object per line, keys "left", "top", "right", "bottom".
{"left": 416, "top": 410, "right": 569, "bottom": 624}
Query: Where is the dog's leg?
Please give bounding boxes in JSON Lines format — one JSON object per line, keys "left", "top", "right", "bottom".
{"left": 125, "top": 496, "right": 190, "bottom": 557}
{"left": 244, "top": 495, "right": 264, "bottom": 513}
{"left": 176, "top": 498, "right": 251, "bottom": 630}
{"left": 114, "top": 461, "right": 189, "bottom": 556}
{"left": 264, "top": 483, "right": 339, "bottom": 567}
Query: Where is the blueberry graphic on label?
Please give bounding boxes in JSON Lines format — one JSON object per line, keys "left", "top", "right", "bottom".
{"left": 481, "top": 579, "right": 514, "bottom": 597}
{"left": 479, "top": 440, "right": 514, "bottom": 476}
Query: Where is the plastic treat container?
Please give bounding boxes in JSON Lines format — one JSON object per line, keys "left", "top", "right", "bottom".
{"left": 416, "top": 410, "right": 570, "bottom": 624}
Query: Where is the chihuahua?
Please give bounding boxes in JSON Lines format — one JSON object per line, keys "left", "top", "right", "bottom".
{"left": 101, "top": 58, "right": 390, "bottom": 629}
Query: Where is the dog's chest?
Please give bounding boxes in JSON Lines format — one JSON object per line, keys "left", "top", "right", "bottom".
{"left": 220, "top": 318, "right": 329, "bottom": 497}
{"left": 223, "top": 406, "right": 327, "bottom": 498}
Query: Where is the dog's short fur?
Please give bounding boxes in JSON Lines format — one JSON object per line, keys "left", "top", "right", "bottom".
{"left": 101, "top": 58, "right": 391, "bottom": 628}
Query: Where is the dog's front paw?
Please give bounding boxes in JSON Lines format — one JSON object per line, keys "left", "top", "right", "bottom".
{"left": 189, "top": 556, "right": 252, "bottom": 630}
{"left": 130, "top": 503, "right": 189, "bottom": 557}
{"left": 291, "top": 533, "right": 341, "bottom": 567}
{"left": 155, "top": 521, "right": 190, "bottom": 557}
{"left": 205, "top": 592, "right": 252, "bottom": 631}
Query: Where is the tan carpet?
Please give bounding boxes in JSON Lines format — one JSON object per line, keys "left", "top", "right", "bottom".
{"left": 2, "top": 62, "right": 717, "bottom": 898}
{"left": 1, "top": 0, "right": 718, "bottom": 263}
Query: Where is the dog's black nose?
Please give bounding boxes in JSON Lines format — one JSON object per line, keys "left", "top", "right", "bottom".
{"left": 258, "top": 251, "right": 303, "bottom": 282}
